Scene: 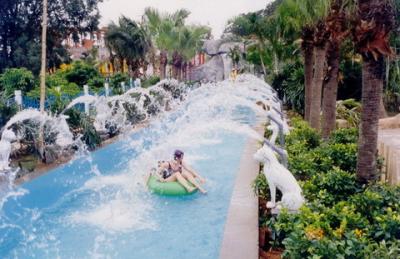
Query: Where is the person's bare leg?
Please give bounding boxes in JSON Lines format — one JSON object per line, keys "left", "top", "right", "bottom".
{"left": 182, "top": 169, "right": 206, "bottom": 184}
{"left": 175, "top": 173, "right": 196, "bottom": 192}
{"left": 182, "top": 171, "right": 207, "bottom": 194}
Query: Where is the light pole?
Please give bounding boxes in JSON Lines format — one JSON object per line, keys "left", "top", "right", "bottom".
{"left": 39, "top": 0, "right": 48, "bottom": 113}
{"left": 38, "top": 0, "right": 48, "bottom": 160}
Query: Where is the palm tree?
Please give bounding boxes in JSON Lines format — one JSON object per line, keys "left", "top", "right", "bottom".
{"left": 354, "top": 0, "right": 395, "bottom": 183}
{"left": 225, "top": 12, "right": 269, "bottom": 78}
{"left": 105, "top": 17, "right": 150, "bottom": 77}
{"left": 143, "top": 7, "right": 190, "bottom": 79}
{"left": 321, "top": 0, "right": 351, "bottom": 138}
{"left": 174, "top": 25, "right": 210, "bottom": 80}
{"left": 278, "top": 0, "right": 330, "bottom": 126}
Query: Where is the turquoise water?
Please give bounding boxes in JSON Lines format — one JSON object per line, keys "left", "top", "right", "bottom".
{"left": 0, "top": 102, "right": 257, "bottom": 258}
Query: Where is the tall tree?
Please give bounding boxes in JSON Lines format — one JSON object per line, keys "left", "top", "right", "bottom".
{"left": 143, "top": 7, "right": 190, "bottom": 79}
{"left": 225, "top": 12, "right": 269, "bottom": 78}
{"left": 173, "top": 25, "right": 210, "bottom": 80}
{"left": 278, "top": 0, "right": 330, "bottom": 124}
{"left": 354, "top": 0, "right": 395, "bottom": 183}
{"left": 0, "top": 0, "right": 103, "bottom": 74}
{"left": 105, "top": 16, "right": 150, "bottom": 77}
{"left": 321, "top": 0, "right": 350, "bottom": 138}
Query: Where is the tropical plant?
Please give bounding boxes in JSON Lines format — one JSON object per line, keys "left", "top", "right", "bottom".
{"left": 105, "top": 16, "right": 150, "bottom": 77}
{"left": 0, "top": 68, "right": 36, "bottom": 97}
{"left": 336, "top": 99, "right": 361, "bottom": 127}
{"left": 321, "top": 0, "right": 353, "bottom": 138}
{"left": 353, "top": 0, "right": 395, "bottom": 183}
{"left": 109, "top": 72, "right": 129, "bottom": 94}
{"left": 277, "top": 0, "right": 330, "bottom": 125}
{"left": 225, "top": 11, "right": 270, "bottom": 77}
{"left": 64, "top": 61, "right": 102, "bottom": 87}
{"left": 143, "top": 8, "right": 209, "bottom": 80}
{"left": 0, "top": 95, "right": 17, "bottom": 128}
{"left": 272, "top": 60, "right": 305, "bottom": 114}
{"left": 0, "top": 0, "right": 102, "bottom": 74}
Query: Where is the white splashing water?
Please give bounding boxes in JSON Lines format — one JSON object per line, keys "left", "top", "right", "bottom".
{"left": 66, "top": 74, "right": 280, "bottom": 233}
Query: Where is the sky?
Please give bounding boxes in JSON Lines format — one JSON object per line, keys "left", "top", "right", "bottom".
{"left": 99, "top": 0, "right": 271, "bottom": 38}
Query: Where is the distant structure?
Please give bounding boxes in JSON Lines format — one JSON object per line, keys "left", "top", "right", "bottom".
{"left": 190, "top": 39, "right": 245, "bottom": 82}
{"left": 62, "top": 27, "right": 110, "bottom": 61}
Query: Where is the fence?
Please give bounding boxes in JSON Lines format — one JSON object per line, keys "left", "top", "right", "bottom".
{"left": 5, "top": 80, "right": 141, "bottom": 111}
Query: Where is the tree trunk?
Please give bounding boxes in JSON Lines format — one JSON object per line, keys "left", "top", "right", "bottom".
{"left": 322, "top": 42, "right": 340, "bottom": 138}
{"left": 273, "top": 52, "right": 279, "bottom": 75}
{"left": 39, "top": 0, "right": 48, "bottom": 113}
{"left": 309, "top": 45, "right": 327, "bottom": 131}
{"left": 302, "top": 27, "right": 314, "bottom": 122}
{"left": 258, "top": 45, "right": 267, "bottom": 80}
{"left": 160, "top": 51, "right": 168, "bottom": 79}
{"left": 304, "top": 47, "right": 314, "bottom": 121}
{"left": 356, "top": 55, "right": 385, "bottom": 183}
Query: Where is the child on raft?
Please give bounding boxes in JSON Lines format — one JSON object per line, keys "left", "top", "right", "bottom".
{"left": 157, "top": 150, "right": 207, "bottom": 194}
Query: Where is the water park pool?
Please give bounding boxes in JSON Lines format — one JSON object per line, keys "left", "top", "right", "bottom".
{"left": 0, "top": 78, "right": 267, "bottom": 258}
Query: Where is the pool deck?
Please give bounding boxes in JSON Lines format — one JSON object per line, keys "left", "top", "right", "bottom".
{"left": 219, "top": 124, "right": 263, "bottom": 259}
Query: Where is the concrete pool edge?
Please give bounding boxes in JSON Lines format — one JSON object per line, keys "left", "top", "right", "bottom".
{"left": 219, "top": 124, "right": 263, "bottom": 259}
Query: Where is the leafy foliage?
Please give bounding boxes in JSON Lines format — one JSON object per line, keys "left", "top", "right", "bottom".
{"left": 109, "top": 72, "right": 129, "bottom": 94}
{"left": 271, "top": 60, "right": 305, "bottom": 114}
{"left": 0, "top": 0, "right": 103, "bottom": 74}
{"left": 0, "top": 68, "right": 36, "bottom": 96}
{"left": 64, "top": 61, "right": 103, "bottom": 87}
{"left": 260, "top": 118, "right": 400, "bottom": 257}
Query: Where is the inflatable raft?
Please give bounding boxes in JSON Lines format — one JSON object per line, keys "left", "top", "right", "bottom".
{"left": 147, "top": 174, "right": 197, "bottom": 196}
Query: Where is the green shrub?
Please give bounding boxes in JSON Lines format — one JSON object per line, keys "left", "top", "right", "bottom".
{"left": 363, "top": 240, "right": 400, "bottom": 259}
{"left": 88, "top": 76, "right": 105, "bottom": 90}
{"left": 321, "top": 143, "right": 358, "bottom": 172}
{"left": 288, "top": 150, "right": 333, "bottom": 180}
{"left": 65, "top": 109, "right": 101, "bottom": 150}
{"left": 109, "top": 72, "right": 129, "bottom": 94}
{"left": 336, "top": 99, "right": 361, "bottom": 127}
{"left": 142, "top": 76, "right": 160, "bottom": 88}
{"left": 286, "top": 118, "right": 321, "bottom": 155}
{"left": 65, "top": 61, "right": 102, "bottom": 87}
{"left": 350, "top": 184, "right": 400, "bottom": 223}
{"left": 0, "top": 97, "right": 17, "bottom": 128}
{"left": 263, "top": 117, "right": 400, "bottom": 258}
{"left": 252, "top": 172, "right": 269, "bottom": 200}
{"left": 271, "top": 60, "right": 305, "bottom": 115}
{"left": 302, "top": 168, "right": 361, "bottom": 206}
{"left": 0, "top": 68, "right": 35, "bottom": 96}
{"left": 329, "top": 127, "right": 358, "bottom": 145}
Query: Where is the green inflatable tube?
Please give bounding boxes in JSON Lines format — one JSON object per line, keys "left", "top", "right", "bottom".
{"left": 147, "top": 174, "right": 197, "bottom": 196}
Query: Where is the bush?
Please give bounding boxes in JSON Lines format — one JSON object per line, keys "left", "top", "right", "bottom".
{"left": 363, "top": 240, "right": 400, "bottom": 258}
{"left": 253, "top": 172, "right": 269, "bottom": 200}
{"left": 142, "top": 76, "right": 160, "bottom": 88}
{"left": 336, "top": 99, "right": 361, "bottom": 127}
{"left": 0, "top": 97, "right": 17, "bottom": 128}
{"left": 329, "top": 127, "right": 358, "bottom": 145}
{"left": 65, "top": 108, "right": 101, "bottom": 150}
{"left": 261, "top": 117, "right": 400, "bottom": 258}
{"left": 109, "top": 72, "right": 129, "bottom": 94}
{"left": 288, "top": 150, "right": 333, "bottom": 180}
{"left": 321, "top": 143, "right": 358, "bottom": 172}
{"left": 0, "top": 68, "right": 35, "bottom": 96}
{"left": 285, "top": 118, "right": 321, "bottom": 156}
{"left": 271, "top": 60, "right": 305, "bottom": 115}
{"left": 302, "top": 168, "right": 361, "bottom": 206}
{"left": 88, "top": 76, "right": 105, "bottom": 90}
{"left": 64, "top": 61, "right": 102, "bottom": 87}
